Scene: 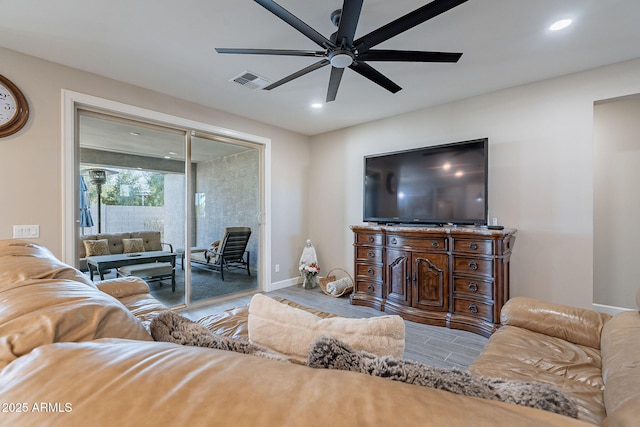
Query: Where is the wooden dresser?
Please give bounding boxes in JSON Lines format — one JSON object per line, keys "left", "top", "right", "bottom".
{"left": 351, "top": 225, "right": 516, "bottom": 337}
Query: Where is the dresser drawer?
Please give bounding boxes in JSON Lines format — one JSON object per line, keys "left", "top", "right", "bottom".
{"left": 452, "top": 238, "right": 493, "bottom": 255}
{"left": 355, "top": 264, "right": 383, "bottom": 282}
{"left": 453, "top": 256, "right": 493, "bottom": 277}
{"left": 355, "top": 279, "right": 383, "bottom": 297}
{"left": 453, "top": 297, "right": 494, "bottom": 322}
{"left": 453, "top": 277, "right": 493, "bottom": 298}
{"left": 355, "top": 232, "right": 384, "bottom": 246}
{"left": 355, "top": 247, "right": 383, "bottom": 263}
{"left": 386, "top": 234, "right": 448, "bottom": 251}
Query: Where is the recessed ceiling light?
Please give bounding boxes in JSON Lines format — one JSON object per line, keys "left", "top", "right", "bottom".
{"left": 311, "top": 103, "right": 323, "bottom": 109}
{"left": 130, "top": 131, "right": 141, "bottom": 136}
{"left": 549, "top": 19, "right": 572, "bottom": 31}
{"left": 164, "top": 156, "right": 171, "bottom": 159}
{"left": 169, "top": 151, "right": 178, "bottom": 155}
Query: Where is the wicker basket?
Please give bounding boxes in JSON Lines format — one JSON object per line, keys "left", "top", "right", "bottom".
{"left": 319, "top": 268, "right": 354, "bottom": 297}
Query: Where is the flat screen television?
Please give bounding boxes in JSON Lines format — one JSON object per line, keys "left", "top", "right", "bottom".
{"left": 363, "top": 138, "right": 488, "bottom": 226}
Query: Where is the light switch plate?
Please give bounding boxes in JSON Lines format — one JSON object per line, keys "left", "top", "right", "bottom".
{"left": 13, "top": 225, "right": 40, "bottom": 239}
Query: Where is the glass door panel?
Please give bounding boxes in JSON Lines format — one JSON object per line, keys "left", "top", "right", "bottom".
{"left": 188, "top": 135, "right": 260, "bottom": 302}
{"left": 78, "top": 112, "right": 187, "bottom": 307}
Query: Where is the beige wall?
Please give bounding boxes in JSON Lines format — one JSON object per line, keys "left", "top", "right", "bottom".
{"left": 309, "top": 58, "right": 640, "bottom": 309}
{"left": 3, "top": 43, "right": 640, "bottom": 306}
{"left": 0, "top": 46, "right": 310, "bottom": 283}
{"left": 593, "top": 95, "right": 640, "bottom": 309}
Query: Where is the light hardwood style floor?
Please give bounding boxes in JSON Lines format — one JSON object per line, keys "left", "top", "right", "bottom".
{"left": 182, "top": 285, "right": 488, "bottom": 369}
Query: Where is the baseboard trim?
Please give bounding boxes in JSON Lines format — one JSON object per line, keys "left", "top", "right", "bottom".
{"left": 266, "top": 277, "right": 300, "bottom": 293}
{"left": 592, "top": 303, "right": 634, "bottom": 316}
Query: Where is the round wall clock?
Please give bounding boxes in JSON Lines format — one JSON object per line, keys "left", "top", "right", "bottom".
{"left": 0, "top": 74, "right": 29, "bottom": 138}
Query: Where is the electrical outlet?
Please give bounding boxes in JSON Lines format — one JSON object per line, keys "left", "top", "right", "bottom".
{"left": 274, "top": 264, "right": 280, "bottom": 273}
{"left": 492, "top": 217, "right": 498, "bottom": 226}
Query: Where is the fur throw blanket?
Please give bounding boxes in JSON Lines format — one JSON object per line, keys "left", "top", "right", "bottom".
{"left": 308, "top": 337, "right": 578, "bottom": 419}
{"left": 150, "top": 310, "right": 288, "bottom": 363}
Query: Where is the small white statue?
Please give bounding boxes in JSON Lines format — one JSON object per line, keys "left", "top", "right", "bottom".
{"left": 299, "top": 239, "right": 318, "bottom": 272}
{"left": 299, "top": 239, "right": 319, "bottom": 288}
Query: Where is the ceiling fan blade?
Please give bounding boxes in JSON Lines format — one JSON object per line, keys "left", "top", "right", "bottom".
{"left": 263, "top": 59, "right": 331, "bottom": 91}
{"left": 349, "top": 62, "right": 402, "bottom": 94}
{"left": 354, "top": 0, "right": 468, "bottom": 52}
{"left": 334, "top": 0, "right": 364, "bottom": 47}
{"left": 254, "top": 0, "right": 333, "bottom": 49}
{"left": 216, "top": 48, "right": 325, "bottom": 58}
{"left": 326, "top": 67, "right": 345, "bottom": 102}
{"left": 359, "top": 50, "right": 462, "bottom": 62}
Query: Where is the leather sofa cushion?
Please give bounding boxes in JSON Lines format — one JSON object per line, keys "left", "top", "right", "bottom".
{"left": 0, "top": 339, "right": 592, "bottom": 427}
{"left": 96, "top": 276, "right": 151, "bottom": 299}
{"left": 600, "top": 311, "right": 640, "bottom": 424}
{"left": 469, "top": 325, "right": 605, "bottom": 424}
{"left": 248, "top": 294, "right": 405, "bottom": 364}
{"left": 500, "top": 297, "right": 611, "bottom": 350}
{"left": 97, "top": 277, "right": 169, "bottom": 332}
{"left": 0, "top": 242, "right": 152, "bottom": 370}
{"left": 0, "top": 240, "right": 96, "bottom": 289}
{"left": 196, "top": 296, "right": 338, "bottom": 340}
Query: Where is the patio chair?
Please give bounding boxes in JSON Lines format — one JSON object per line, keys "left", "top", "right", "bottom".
{"left": 191, "top": 227, "right": 251, "bottom": 280}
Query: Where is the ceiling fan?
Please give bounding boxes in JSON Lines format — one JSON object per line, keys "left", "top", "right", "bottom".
{"left": 216, "top": 0, "right": 468, "bottom": 102}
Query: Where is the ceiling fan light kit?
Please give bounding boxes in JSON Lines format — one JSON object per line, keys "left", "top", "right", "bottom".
{"left": 216, "top": 0, "right": 468, "bottom": 102}
{"left": 328, "top": 50, "right": 354, "bottom": 68}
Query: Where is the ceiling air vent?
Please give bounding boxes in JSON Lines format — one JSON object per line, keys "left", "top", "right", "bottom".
{"left": 230, "top": 71, "right": 271, "bottom": 90}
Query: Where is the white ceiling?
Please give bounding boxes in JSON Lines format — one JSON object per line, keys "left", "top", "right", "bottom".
{"left": 2, "top": 0, "right": 640, "bottom": 136}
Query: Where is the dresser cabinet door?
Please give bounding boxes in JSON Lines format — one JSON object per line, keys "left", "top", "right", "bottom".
{"left": 385, "top": 249, "right": 411, "bottom": 306}
{"left": 413, "top": 252, "right": 449, "bottom": 311}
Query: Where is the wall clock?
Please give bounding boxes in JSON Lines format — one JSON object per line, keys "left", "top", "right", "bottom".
{"left": 0, "top": 74, "right": 29, "bottom": 138}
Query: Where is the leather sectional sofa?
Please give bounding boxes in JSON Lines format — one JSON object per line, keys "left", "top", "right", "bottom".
{"left": 1, "top": 239, "right": 638, "bottom": 426}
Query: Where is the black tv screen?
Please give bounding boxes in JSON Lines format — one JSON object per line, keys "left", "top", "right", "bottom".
{"left": 363, "top": 138, "right": 488, "bottom": 226}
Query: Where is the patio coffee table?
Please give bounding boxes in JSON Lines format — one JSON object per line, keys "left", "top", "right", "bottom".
{"left": 86, "top": 251, "right": 177, "bottom": 281}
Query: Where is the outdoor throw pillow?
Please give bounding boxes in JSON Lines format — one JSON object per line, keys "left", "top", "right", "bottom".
{"left": 308, "top": 337, "right": 578, "bottom": 419}
{"left": 83, "top": 239, "right": 110, "bottom": 256}
{"left": 122, "top": 238, "right": 145, "bottom": 253}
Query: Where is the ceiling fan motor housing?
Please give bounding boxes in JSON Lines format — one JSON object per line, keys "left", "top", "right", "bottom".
{"left": 329, "top": 49, "right": 354, "bottom": 68}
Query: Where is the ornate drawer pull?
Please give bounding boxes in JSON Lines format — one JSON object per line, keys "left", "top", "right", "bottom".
{"left": 469, "top": 242, "right": 478, "bottom": 250}
{"left": 367, "top": 251, "right": 376, "bottom": 258}
{"left": 469, "top": 303, "right": 479, "bottom": 313}
{"left": 468, "top": 282, "right": 478, "bottom": 293}
{"left": 367, "top": 284, "right": 375, "bottom": 292}
{"left": 468, "top": 261, "right": 478, "bottom": 270}
{"left": 368, "top": 236, "right": 375, "bottom": 243}
{"left": 391, "top": 237, "right": 398, "bottom": 244}
{"left": 367, "top": 268, "right": 375, "bottom": 276}
{"left": 432, "top": 240, "right": 439, "bottom": 248}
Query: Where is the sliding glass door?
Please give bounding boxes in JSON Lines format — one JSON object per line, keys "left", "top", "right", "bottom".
{"left": 76, "top": 110, "right": 260, "bottom": 307}
{"left": 188, "top": 134, "right": 260, "bottom": 303}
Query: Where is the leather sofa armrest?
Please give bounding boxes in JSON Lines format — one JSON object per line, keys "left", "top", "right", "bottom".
{"left": 96, "top": 276, "right": 150, "bottom": 299}
{"left": 500, "top": 297, "right": 611, "bottom": 349}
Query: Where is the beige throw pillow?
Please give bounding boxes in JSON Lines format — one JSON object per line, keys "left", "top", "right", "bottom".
{"left": 83, "top": 239, "right": 110, "bottom": 256}
{"left": 248, "top": 294, "right": 405, "bottom": 364}
{"left": 122, "top": 238, "right": 145, "bottom": 254}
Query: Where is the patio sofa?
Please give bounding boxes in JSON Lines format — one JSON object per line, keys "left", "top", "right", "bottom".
{"left": 1, "top": 239, "right": 638, "bottom": 426}
{"left": 78, "top": 231, "right": 169, "bottom": 272}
